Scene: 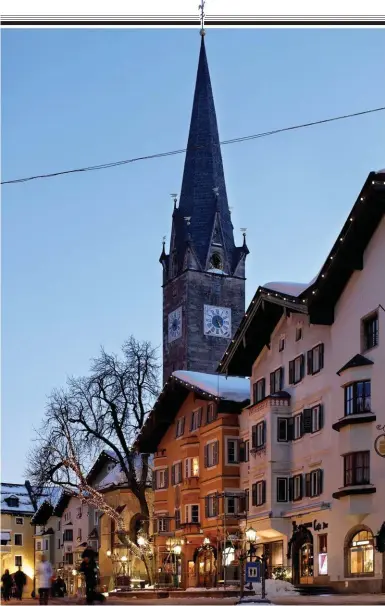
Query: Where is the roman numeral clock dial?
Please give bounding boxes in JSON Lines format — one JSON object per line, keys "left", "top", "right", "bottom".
{"left": 168, "top": 306, "right": 182, "bottom": 343}
{"left": 203, "top": 305, "right": 232, "bottom": 338}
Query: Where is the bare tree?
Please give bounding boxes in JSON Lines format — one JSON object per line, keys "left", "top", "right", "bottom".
{"left": 27, "top": 336, "right": 160, "bottom": 583}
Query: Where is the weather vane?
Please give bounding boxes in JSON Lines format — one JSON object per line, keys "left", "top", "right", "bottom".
{"left": 198, "top": 1, "right": 206, "bottom": 36}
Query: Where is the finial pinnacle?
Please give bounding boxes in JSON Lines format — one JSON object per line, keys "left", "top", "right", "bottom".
{"left": 198, "top": 1, "right": 206, "bottom": 35}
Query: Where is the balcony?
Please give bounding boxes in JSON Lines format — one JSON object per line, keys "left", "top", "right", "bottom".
{"left": 154, "top": 449, "right": 167, "bottom": 459}
{"left": 0, "top": 544, "right": 11, "bottom": 553}
{"left": 182, "top": 476, "right": 200, "bottom": 490}
{"left": 179, "top": 522, "right": 201, "bottom": 534}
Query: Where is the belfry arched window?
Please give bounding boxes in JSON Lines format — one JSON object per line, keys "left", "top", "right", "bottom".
{"left": 346, "top": 528, "right": 374, "bottom": 576}
{"left": 209, "top": 252, "right": 223, "bottom": 271}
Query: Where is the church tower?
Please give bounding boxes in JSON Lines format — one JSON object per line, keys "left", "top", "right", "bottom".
{"left": 160, "top": 33, "right": 249, "bottom": 383}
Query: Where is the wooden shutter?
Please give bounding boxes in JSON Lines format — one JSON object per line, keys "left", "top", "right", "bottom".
{"left": 198, "top": 407, "right": 203, "bottom": 427}
{"left": 214, "top": 494, "right": 219, "bottom": 516}
{"left": 319, "top": 343, "right": 325, "bottom": 370}
{"left": 171, "top": 465, "right": 176, "bottom": 486}
{"left": 252, "top": 425, "right": 257, "bottom": 448}
{"left": 261, "top": 378, "right": 266, "bottom": 400}
{"left": 318, "top": 469, "right": 323, "bottom": 495}
{"left": 307, "top": 350, "right": 313, "bottom": 375}
{"left": 164, "top": 468, "right": 169, "bottom": 488}
{"left": 319, "top": 404, "right": 324, "bottom": 430}
{"left": 270, "top": 372, "right": 275, "bottom": 394}
{"left": 289, "top": 360, "right": 294, "bottom": 385}
{"left": 190, "top": 412, "right": 194, "bottom": 431}
{"left": 252, "top": 483, "right": 257, "bottom": 506}
{"left": 179, "top": 461, "right": 183, "bottom": 481}
{"left": 152, "top": 471, "right": 157, "bottom": 490}
{"left": 303, "top": 409, "right": 313, "bottom": 433}
{"left": 239, "top": 441, "right": 245, "bottom": 462}
{"left": 213, "top": 441, "right": 219, "bottom": 465}
{"left": 305, "top": 473, "right": 311, "bottom": 497}
{"left": 287, "top": 418, "right": 294, "bottom": 441}
{"left": 261, "top": 480, "right": 266, "bottom": 505}
{"left": 262, "top": 420, "right": 266, "bottom": 446}
{"left": 299, "top": 474, "right": 303, "bottom": 499}
{"left": 253, "top": 382, "right": 258, "bottom": 404}
{"left": 204, "top": 496, "right": 209, "bottom": 518}
{"left": 204, "top": 444, "right": 208, "bottom": 468}
{"left": 300, "top": 354, "right": 305, "bottom": 380}
{"left": 181, "top": 417, "right": 185, "bottom": 434}
{"left": 239, "top": 494, "right": 246, "bottom": 513}
{"left": 279, "top": 367, "right": 284, "bottom": 390}
{"left": 175, "top": 421, "right": 179, "bottom": 438}
{"left": 288, "top": 477, "right": 294, "bottom": 501}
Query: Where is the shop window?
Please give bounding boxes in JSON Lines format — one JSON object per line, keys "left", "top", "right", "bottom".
{"left": 346, "top": 528, "right": 374, "bottom": 576}
{"left": 318, "top": 534, "right": 328, "bottom": 575}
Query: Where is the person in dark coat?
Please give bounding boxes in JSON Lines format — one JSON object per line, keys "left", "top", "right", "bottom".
{"left": 1, "top": 569, "right": 13, "bottom": 602}
{"left": 14, "top": 567, "right": 27, "bottom": 601}
{"left": 79, "top": 556, "right": 105, "bottom": 605}
{"left": 53, "top": 575, "right": 66, "bottom": 597}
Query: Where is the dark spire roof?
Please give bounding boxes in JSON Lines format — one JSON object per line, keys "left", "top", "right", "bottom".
{"left": 172, "top": 36, "right": 236, "bottom": 272}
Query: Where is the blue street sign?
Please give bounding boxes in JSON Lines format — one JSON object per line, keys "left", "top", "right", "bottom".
{"left": 246, "top": 561, "right": 261, "bottom": 583}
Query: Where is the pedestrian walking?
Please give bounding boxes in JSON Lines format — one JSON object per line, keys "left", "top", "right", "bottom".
{"left": 1, "top": 569, "right": 13, "bottom": 602}
{"left": 14, "top": 566, "right": 27, "bottom": 601}
{"left": 36, "top": 554, "right": 53, "bottom": 605}
{"left": 79, "top": 555, "right": 105, "bottom": 605}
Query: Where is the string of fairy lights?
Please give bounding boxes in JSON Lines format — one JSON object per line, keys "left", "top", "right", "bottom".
{"left": 219, "top": 172, "right": 385, "bottom": 369}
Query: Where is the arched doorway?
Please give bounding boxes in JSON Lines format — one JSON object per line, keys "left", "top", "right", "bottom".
{"left": 194, "top": 546, "right": 217, "bottom": 588}
{"left": 288, "top": 525, "right": 314, "bottom": 585}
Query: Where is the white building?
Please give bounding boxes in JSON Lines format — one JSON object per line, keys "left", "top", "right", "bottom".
{"left": 220, "top": 169, "right": 385, "bottom": 593}
{"left": 32, "top": 450, "right": 117, "bottom": 595}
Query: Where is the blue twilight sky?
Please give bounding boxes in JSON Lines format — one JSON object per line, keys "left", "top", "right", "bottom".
{"left": 2, "top": 27, "right": 385, "bottom": 481}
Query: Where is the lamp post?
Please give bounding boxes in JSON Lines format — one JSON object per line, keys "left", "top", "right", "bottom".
{"left": 240, "top": 527, "right": 261, "bottom": 599}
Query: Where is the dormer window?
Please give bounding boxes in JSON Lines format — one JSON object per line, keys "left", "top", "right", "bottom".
{"left": 209, "top": 253, "right": 223, "bottom": 271}
{"left": 5, "top": 496, "right": 19, "bottom": 508}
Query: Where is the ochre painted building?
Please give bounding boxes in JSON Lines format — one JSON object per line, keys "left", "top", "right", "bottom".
{"left": 0, "top": 483, "right": 39, "bottom": 596}
{"left": 97, "top": 464, "right": 154, "bottom": 591}
{"left": 136, "top": 370, "right": 249, "bottom": 588}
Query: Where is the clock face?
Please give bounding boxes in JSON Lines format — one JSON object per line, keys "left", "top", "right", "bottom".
{"left": 204, "top": 305, "right": 232, "bottom": 338}
{"left": 168, "top": 306, "right": 182, "bottom": 343}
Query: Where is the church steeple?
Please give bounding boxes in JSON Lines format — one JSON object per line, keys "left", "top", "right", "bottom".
{"left": 170, "top": 35, "right": 239, "bottom": 276}
{"left": 161, "top": 32, "right": 248, "bottom": 383}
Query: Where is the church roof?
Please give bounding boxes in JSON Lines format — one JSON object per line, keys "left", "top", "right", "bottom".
{"left": 172, "top": 36, "right": 236, "bottom": 272}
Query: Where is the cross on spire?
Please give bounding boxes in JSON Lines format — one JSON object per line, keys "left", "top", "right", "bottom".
{"left": 199, "top": 1, "right": 206, "bottom": 36}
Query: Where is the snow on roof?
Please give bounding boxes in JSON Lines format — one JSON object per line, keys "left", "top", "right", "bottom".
{"left": 263, "top": 281, "right": 308, "bottom": 297}
{"left": 97, "top": 454, "right": 153, "bottom": 491}
{"left": 263, "top": 272, "right": 319, "bottom": 298}
{"left": 172, "top": 370, "right": 250, "bottom": 402}
{"left": 1, "top": 483, "right": 35, "bottom": 514}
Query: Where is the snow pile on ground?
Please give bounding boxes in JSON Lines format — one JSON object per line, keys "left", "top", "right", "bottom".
{"left": 253, "top": 579, "right": 299, "bottom": 596}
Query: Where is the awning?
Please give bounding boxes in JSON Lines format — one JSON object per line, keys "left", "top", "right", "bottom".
{"left": 1, "top": 532, "right": 11, "bottom": 542}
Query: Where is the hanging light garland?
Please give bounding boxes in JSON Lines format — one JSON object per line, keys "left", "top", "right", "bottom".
{"left": 219, "top": 173, "right": 385, "bottom": 369}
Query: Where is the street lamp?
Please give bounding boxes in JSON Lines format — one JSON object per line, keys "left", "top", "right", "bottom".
{"left": 203, "top": 537, "right": 210, "bottom": 546}
{"left": 106, "top": 550, "right": 111, "bottom": 557}
{"left": 137, "top": 536, "right": 146, "bottom": 547}
{"left": 172, "top": 544, "right": 182, "bottom": 555}
{"left": 245, "top": 527, "right": 258, "bottom": 543}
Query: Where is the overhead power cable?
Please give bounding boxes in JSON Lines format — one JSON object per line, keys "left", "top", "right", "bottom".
{"left": 2, "top": 106, "right": 384, "bottom": 186}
